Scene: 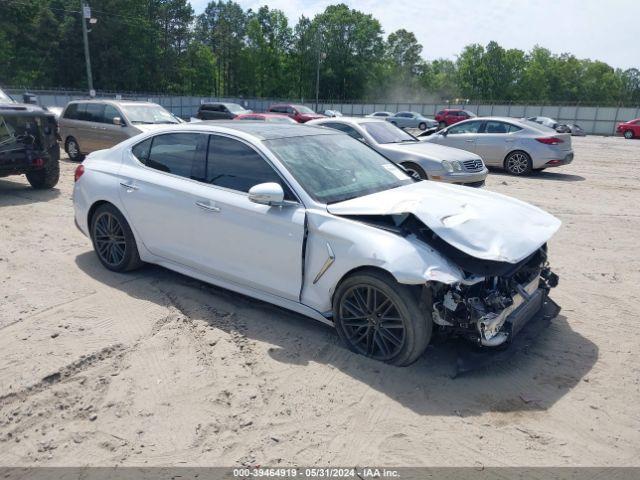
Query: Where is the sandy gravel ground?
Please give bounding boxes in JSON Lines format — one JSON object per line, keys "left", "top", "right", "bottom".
{"left": 0, "top": 136, "right": 639, "bottom": 467}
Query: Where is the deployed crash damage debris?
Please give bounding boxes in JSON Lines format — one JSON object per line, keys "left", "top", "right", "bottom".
{"left": 332, "top": 185, "right": 561, "bottom": 372}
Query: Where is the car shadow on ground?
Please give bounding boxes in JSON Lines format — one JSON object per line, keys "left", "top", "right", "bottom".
{"left": 0, "top": 177, "right": 61, "bottom": 205}
{"left": 488, "top": 168, "right": 586, "bottom": 182}
{"left": 75, "top": 251, "right": 598, "bottom": 417}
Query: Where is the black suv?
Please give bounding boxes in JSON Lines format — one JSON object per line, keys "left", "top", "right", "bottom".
{"left": 0, "top": 88, "right": 60, "bottom": 189}
{"left": 196, "top": 102, "right": 250, "bottom": 120}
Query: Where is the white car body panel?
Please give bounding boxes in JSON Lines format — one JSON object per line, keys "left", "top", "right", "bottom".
{"left": 327, "top": 181, "right": 561, "bottom": 264}
{"left": 73, "top": 123, "right": 560, "bottom": 326}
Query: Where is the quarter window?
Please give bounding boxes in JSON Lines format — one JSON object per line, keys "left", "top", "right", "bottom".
{"left": 132, "top": 138, "right": 152, "bottom": 163}
{"left": 146, "top": 133, "right": 206, "bottom": 180}
{"left": 206, "top": 135, "right": 294, "bottom": 199}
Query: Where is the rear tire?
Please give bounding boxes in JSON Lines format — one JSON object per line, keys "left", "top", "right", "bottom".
{"left": 402, "top": 162, "right": 427, "bottom": 180}
{"left": 26, "top": 158, "right": 60, "bottom": 189}
{"left": 333, "top": 270, "right": 431, "bottom": 366}
{"left": 504, "top": 151, "right": 533, "bottom": 176}
{"left": 624, "top": 130, "right": 634, "bottom": 139}
{"left": 90, "top": 204, "right": 143, "bottom": 272}
{"left": 65, "top": 137, "right": 84, "bottom": 162}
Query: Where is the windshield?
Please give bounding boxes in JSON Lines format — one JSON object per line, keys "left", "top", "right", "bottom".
{"left": 265, "top": 134, "right": 412, "bottom": 204}
{"left": 361, "top": 121, "right": 416, "bottom": 144}
{"left": 0, "top": 89, "right": 14, "bottom": 103}
{"left": 266, "top": 116, "right": 295, "bottom": 123}
{"left": 225, "top": 103, "right": 246, "bottom": 113}
{"left": 295, "top": 105, "right": 315, "bottom": 114}
{"left": 121, "top": 104, "right": 179, "bottom": 124}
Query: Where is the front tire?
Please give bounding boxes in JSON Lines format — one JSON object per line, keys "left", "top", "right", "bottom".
{"left": 418, "top": 122, "right": 427, "bottom": 131}
{"left": 26, "top": 158, "right": 60, "bottom": 189}
{"left": 65, "top": 137, "right": 84, "bottom": 162}
{"left": 90, "top": 204, "right": 143, "bottom": 272}
{"left": 333, "top": 270, "right": 431, "bottom": 366}
{"left": 504, "top": 151, "right": 532, "bottom": 176}
{"left": 402, "top": 162, "right": 428, "bottom": 180}
{"left": 624, "top": 130, "right": 634, "bottom": 139}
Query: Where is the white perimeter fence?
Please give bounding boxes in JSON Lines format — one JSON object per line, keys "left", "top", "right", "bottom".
{"left": 7, "top": 88, "right": 640, "bottom": 136}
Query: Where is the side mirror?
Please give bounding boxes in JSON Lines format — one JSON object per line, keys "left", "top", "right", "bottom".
{"left": 113, "top": 117, "right": 123, "bottom": 126}
{"left": 248, "top": 182, "right": 285, "bottom": 206}
{"left": 440, "top": 129, "right": 448, "bottom": 136}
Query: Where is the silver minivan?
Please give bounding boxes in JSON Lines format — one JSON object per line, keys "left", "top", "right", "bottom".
{"left": 59, "top": 100, "right": 181, "bottom": 161}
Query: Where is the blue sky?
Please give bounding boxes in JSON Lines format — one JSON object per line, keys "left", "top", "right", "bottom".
{"left": 188, "top": 0, "right": 640, "bottom": 70}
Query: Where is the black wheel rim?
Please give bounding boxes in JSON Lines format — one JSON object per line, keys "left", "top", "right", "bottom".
{"left": 339, "top": 285, "right": 406, "bottom": 360}
{"left": 94, "top": 212, "right": 126, "bottom": 267}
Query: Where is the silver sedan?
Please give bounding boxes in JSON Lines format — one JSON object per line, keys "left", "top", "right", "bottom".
{"left": 385, "top": 111, "right": 437, "bottom": 130}
{"left": 425, "top": 117, "right": 575, "bottom": 176}
{"left": 307, "top": 117, "right": 488, "bottom": 186}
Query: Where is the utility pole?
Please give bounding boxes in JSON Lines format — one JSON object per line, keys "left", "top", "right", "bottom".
{"left": 81, "top": 1, "right": 94, "bottom": 95}
{"left": 314, "top": 28, "right": 323, "bottom": 113}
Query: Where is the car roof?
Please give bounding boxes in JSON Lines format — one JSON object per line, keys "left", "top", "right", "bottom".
{"left": 311, "top": 116, "right": 384, "bottom": 125}
{"left": 175, "top": 121, "right": 335, "bottom": 140}
{"left": 67, "top": 99, "right": 160, "bottom": 107}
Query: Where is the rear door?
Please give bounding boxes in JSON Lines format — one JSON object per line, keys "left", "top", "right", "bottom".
{"left": 118, "top": 132, "right": 208, "bottom": 268}
{"left": 78, "top": 103, "right": 106, "bottom": 152}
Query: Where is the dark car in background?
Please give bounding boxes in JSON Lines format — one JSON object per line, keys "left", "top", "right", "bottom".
{"left": 196, "top": 102, "right": 251, "bottom": 120}
{"left": 0, "top": 87, "right": 60, "bottom": 189}
{"left": 435, "top": 109, "right": 477, "bottom": 129}
{"left": 616, "top": 118, "right": 640, "bottom": 139}
{"left": 267, "top": 103, "right": 325, "bottom": 123}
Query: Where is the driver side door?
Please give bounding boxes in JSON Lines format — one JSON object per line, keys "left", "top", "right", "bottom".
{"left": 436, "top": 120, "right": 484, "bottom": 153}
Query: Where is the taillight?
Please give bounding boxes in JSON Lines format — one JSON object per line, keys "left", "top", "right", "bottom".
{"left": 536, "top": 137, "right": 564, "bottom": 145}
{"left": 74, "top": 164, "right": 85, "bottom": 182}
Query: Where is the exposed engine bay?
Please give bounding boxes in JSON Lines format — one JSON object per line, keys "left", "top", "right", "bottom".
{"left": 339, "top": 212, "right": 560, "bottom": 348}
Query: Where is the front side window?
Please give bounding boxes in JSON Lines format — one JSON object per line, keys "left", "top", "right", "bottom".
{"left": 102, "top": 105, "right": 120, "bottom": 124}
{"left": 145, "top": 133, "right": 206, "bottom": 180}
{"left": 362, "top": 121, "right": 415, "bottom": 144}
{"left": 206, "top": 135, "right": 294, "bottom": 199}
{"left": 120, "top": 104, "right": 179, "bottom": 125}
{"left": 448, "top": 120, "right": 483, "bottom": 134}
{"left": 265, "top": 134, "right": 412, "bottom": 204}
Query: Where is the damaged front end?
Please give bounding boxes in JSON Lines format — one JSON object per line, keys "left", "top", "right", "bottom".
{"left": 430, "top": 249, "right": 559, "bottom": 348}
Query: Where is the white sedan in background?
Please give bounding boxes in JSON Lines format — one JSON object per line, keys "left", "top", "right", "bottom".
{"left": 73, "top": 123, "right": 561, "bottom": 366}
{"left": 425, "top": 117, "right": 575, "bottom": 175}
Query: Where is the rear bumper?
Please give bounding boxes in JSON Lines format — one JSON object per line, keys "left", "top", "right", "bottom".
{"left": 534, "top": 150, "right": 574, "bottom": 169}
{"left": 0, "top": 144, "right": 59, "bottom": 176}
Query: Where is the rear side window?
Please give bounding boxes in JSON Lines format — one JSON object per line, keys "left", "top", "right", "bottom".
{"left": 82, "top": 103, "right": 105, "bottom": 123}
{"left": 64, "top": 103, "right": 79, "bottom": 119}
{"left": 132, "top": 138, "right": 152, "bottom": 163}
{"left": 320, "top": 122, "right": 363, "bottom": 140}
{"left": 145, "top": 133, "right": 206, "bottom": 180}
{"left": 206, "top": 135, "right": 294, "bottom": 199}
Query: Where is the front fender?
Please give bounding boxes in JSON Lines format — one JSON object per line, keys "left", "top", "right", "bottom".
{"left": 301, "top": 210, "right": 464, "bottom": 313}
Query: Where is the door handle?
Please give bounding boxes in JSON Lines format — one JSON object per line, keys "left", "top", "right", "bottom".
{"left": 195, "top": 201, "right": 220, "bottom": 213}
{"left": 120, "top": 182, "right": 138, "bottom": 191}
{"left": 465, "top": 139, "right": 475, "bottom": 142}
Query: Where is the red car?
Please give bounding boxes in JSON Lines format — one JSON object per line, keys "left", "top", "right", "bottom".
{"left": 234, "top": 113, "right": 297, "bottom": 123}
{"left": 267, "top": 103, "right": 325, "bottom": 123}
{"left": 616, "top": 118, "right": 640, "bottom": 139}
{"left": 434, "top": 109, "right": 476, "bottom": 129}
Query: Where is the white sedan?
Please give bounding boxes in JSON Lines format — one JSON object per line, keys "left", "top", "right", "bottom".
{"left": 73, "top": 123, "right": 561, "bottom": 365}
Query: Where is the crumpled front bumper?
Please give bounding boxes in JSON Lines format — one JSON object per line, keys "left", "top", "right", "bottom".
{"left": 454, "top": 291, "right": 561, "bottom": 377}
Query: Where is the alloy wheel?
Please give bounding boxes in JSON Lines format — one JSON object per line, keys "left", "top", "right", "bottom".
{"left": 67, "top": 139, "right": 79, "bottom": 159}
{"left": 338, "top": 285, "right": 406, "bottom": 361}
{"left": 404, "top": 167, "right": 423, "bottom": 180}
{"left": 506, "top": 152, "right": 530, "bottom": 174}
{"left": 624, "top": 130, "right": 634, "bottom": 139}
{"left": 93, "top": 212, "right": 127, "bottom": 267}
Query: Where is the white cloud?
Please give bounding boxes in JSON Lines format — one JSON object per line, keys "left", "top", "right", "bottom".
{"left": 190, "top": 0, "right": 640, "bottom": 69}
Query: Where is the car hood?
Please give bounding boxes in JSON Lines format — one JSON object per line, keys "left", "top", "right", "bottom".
{"left": 327, "top": 181, "right": 560, "bottom": 264}
{"left": 379, "top": 141, "right": 483, "bottom": 162}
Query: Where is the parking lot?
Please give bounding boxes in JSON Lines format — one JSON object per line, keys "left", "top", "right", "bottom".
{"left": 0, "top": 135, "right": 639, "bottom": 466}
